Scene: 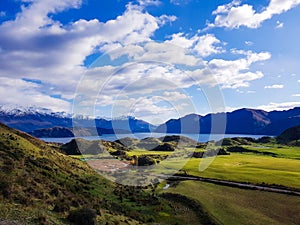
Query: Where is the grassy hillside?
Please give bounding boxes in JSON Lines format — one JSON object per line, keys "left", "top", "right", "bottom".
{"left": 276, "top": 125, "right": 300, "bottom": 145}
{"left": 0, "top": 123, "right": 202, "bottom": 225}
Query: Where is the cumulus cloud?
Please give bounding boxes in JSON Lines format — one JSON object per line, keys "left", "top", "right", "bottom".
{"left": 211, "top": 0, "right": 300, "bottom": 29}
{"left": 264, "top": 84, "right": 284, "bottom": 89}
{"left": 0, "top": 0, "right": 273, "bottom": 119}
{"left": 0, "top": 0, "right": 176, "bottom": 109}
{"left": 166, "top": 33, "right": 224, "bottom": 57}
{"left": 207, "top": 50, "right": 271, "bottom": 88}
{"left": 73, "top": 46, "right": 270, "bottom": 120}
{"left": 257, "top": 102, "right": 300, "bottom": 111}
{"left": 0, "top": 77, "right": 70, "bottom": 112}
{"left": 0, "top": 1, "right": 176, "bottom": 83}
{"left": 71, "top": 34, "right": 272, "bottom": 118}
{"left": 193, "top": 34, "right": 224, "bottom": 57}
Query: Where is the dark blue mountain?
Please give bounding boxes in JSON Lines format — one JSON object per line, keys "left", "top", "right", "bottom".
{"left": 1, "top": 105, "right": 299, "bottom": 136}
{"left": 155, "top": 107, "right": 300, "bottom": 135}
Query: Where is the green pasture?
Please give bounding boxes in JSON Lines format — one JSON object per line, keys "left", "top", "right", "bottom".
{"left": 244, "top": 145, "right": 300, "bottom": 159}
{"left": 159, "top": 153, "right": 300, "bottom": 189}
{"left": 162, "top": 180, "right": 300, "bottom": 225}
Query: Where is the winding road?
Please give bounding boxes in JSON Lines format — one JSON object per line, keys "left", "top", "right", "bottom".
{"left": 158, "top": 174, "right": 300, "bottom": 196}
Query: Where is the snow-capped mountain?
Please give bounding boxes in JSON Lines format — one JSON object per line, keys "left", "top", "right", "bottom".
{"left": 0, "top": 105, "right": 73, "bottom": 132}
{"left": 0, "top": 105, "right": 71, "bottom": 118}
{"left": 0, "top": 105, "right": 154, "bottom": 135}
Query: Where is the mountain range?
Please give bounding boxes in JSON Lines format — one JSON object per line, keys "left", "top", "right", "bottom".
{"left": 156, "top": 107, "right": 300, "bottom": 135}
{"left": 0, "top": 105, "right": 153, "bottom": 135}
{"left": 0, "top": 105, "right": 299, "bottom": 136}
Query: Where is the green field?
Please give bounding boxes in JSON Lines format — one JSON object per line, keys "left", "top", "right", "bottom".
{"left": 178, "top": 153, "right": 300, "bottom": 188}
{"left": 162, "top": 180, "right": 300, "bottom": 225}
{"left": 139, "top": 144, "right": 300, "bottom": 189}
{"left": 68, "top": 136, "right": 300, "bottom": 191}
{"left": 245, "top": 144, "right": 300, "bottom": 159}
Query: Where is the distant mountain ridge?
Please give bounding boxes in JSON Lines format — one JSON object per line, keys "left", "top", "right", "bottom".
{"left": 0, "top": 105, "right": 299, "bottom": 136}
{"left": 155, "top": 107, "right": 300, "bottom": 135}
{"left": 0, "top": 105, "right": 154, "bottom": 134}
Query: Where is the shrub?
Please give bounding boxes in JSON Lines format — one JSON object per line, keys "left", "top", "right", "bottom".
{"left": 53, "top": 199, "right": 70, "bottom": 212}
{"left": 67, "top": 208, "right": 97, "bottom": 225}
{"left": 136, "top": 155, "right": 156, "bottom": 166}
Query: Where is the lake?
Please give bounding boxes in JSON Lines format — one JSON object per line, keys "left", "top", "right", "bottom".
{"left": 41, "top": 133, "right": 270, "bottom": 144}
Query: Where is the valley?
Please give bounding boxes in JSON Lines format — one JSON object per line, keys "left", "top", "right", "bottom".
{"left": 0, "top": 121, "right": 300, "bottom": 224}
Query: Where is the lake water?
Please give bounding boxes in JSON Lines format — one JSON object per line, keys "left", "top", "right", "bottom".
{"left": 41, "top": 133, "right": 269, "bottom": 144}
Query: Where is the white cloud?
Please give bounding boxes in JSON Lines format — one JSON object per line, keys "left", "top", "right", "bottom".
{"left": 0, "top": 0, "right": 273, "bottom": 118}
{"left": 0, "top": 77, "right": 70, "bottom": 112}
{"left": 139, "top": 42, "right": 201, "bottom": 65}
{"left": 298, "top": 80, "right": 300, "bottom": 82}
{"left": 193, "top": 34, "right": 224, "bottom": 57}
{"left": 264, "top": 84, "right": 284, "bottom": 89}
{"left": 138, "top": 0, "right": 161, "bottom": 7}
{"left": 166, "top": 33, "right": 195, "bottom": 48}
{"left": 245, "top": 41, "right": 253, "bottom": 46}
{"left": 211, "top": 0, "right": 300, "bottom": 29}
{"left": 89, "top": 48, "right": 270, "bottom": 96}
{"left": 74, "top": 47, "right": 270, "bottom": 118}
{"left": 93, "top": 91, "right": 193, "bottom": 123}
{"left": 275, "top": 20, "right": 284, "bottom": 28}
{"left": 0, "top": 1, "right": 174, "bottom": 74}
{"left": 207, "top": 50, "right": 271, "bottom": 88}
{"left": 0, "top": 1, "right": 176, "bottom": 109}
{"left": 158, "top": 91, "right": 189, "bottom": 102}
{"left": 166, "top": 33, "right": 224, "bottom": 57}
{"left": 292, "top": 94, "right": 300, "bottom": 97}
{"left": 257, "top": 102, "right": 300, "bottom": 111}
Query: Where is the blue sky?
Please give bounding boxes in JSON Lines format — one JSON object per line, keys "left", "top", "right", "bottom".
{"left": 0, "top": 0, "right": 299, "bottom": 123}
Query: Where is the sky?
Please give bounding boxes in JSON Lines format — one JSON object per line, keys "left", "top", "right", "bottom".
{"left": 0, "top": 0, "right": 300, "bottom": 123}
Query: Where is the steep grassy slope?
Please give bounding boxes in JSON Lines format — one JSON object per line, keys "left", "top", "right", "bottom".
{"left": 0, "top": 123, "right": 117, "bottom": 224}
{"left": 0, "top": 123, "right": 201, "bottom": 225}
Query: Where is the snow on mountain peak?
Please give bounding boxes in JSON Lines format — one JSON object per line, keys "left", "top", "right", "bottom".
{"left": 0, "top": 104, "right": 70, "bottom": 117}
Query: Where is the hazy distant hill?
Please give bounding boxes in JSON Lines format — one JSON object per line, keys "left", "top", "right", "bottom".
{"left": 28, "top": 126, "right": 134, "bottom": 138}
{"left": 29, "top": 126, "right": 75, "bottom": 138}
